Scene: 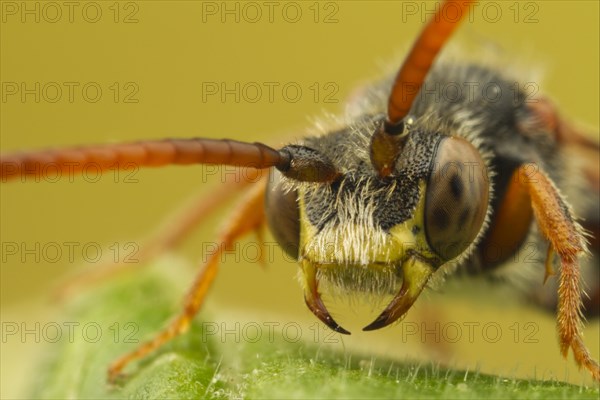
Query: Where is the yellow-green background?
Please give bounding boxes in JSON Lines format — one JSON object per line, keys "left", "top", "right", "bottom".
{"left": 1, "top": 1, "right": 598, "bottom": 397}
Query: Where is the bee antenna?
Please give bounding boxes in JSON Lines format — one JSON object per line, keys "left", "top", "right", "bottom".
{"left": 1, "top": 138, "right": 340, "bottom": 184}
{"left": 0, "top": 138, "right": 287, "bottom": 182}
{"left": 370, "top": 0, "right": 474, "bottom": 177}
{"left": 387, "top": 0, "right": 474, "bottom": 124}
{"left": 276, "top": 145, "right": 340, "bottom": 183}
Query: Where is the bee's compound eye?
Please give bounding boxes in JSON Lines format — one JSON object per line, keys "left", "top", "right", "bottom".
{"left": 265, "top": 169, "right": 300, "bottom": 259}
{"left": 424, "top": 137, "right": 489, "bottom": 260}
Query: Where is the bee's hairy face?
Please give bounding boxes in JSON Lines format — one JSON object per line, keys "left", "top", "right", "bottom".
{"left": 265, "top": 117, "right": 490, "bottom": 332}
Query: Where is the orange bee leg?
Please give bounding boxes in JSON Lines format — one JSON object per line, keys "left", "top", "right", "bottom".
{"left": 55, "top": 171, "right": 262, "bottom": 299}
{"left": 517, "top": 163, "right": 600, "bottom": 381}
{"left": 107, "top": 178, "right": 267, "bottom": 383}
{"left": 517, "top": 97, "right": 600, "bottom": 316}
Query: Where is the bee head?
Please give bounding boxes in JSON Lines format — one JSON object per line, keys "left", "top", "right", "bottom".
{"left": 266, "top": 115, "right": 490, "bottom": 333}
{"left": 265, "top": 0, "right": 483, "bottom": 333}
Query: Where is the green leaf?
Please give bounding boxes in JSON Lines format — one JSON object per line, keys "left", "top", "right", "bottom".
{"left": 28, "top": 259, "right": 599, "bottom": 399}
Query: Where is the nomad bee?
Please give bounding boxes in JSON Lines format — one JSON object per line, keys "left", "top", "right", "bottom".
{"left": 1, "top": 0, "right": 598, "bottom": 383}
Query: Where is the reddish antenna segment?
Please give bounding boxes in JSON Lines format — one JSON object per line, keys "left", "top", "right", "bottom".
{"left": 370, "top": 0, "right": 474, "bottom": 178}
{"left": 0, "top": 138, "right": 287, "bottom": 182}
{"left": 387, "top": 0, "right": 474, "bottom": 123}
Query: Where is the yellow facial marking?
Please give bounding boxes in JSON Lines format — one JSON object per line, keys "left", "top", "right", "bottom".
{"left": 299, "top": 181, "right": 437, "bottom": 267}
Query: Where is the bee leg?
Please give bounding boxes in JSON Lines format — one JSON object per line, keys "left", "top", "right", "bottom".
{"left": 518, "top": 163, "right": 600, "bottom": 381}
{"left": 520, "top": 99, "right": 600, "bottom": 318}
{"left": 254, "top": 223, "right": 269, "bottom": 268}
{"left": 56, "top": 170, "right": 261, "bottom": 299}
{"left": 107, "top": 178, "right": 267, "bottom": 383}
